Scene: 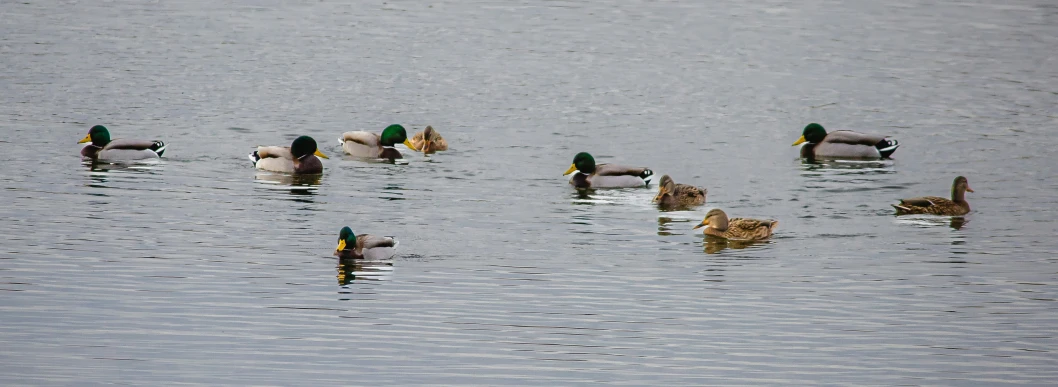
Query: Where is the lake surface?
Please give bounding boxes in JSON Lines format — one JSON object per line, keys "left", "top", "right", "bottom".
{"left": 2, "top": 0, "right": 1057, "bottom": 385}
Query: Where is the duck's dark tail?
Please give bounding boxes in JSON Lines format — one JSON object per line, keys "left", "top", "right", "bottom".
{"left": 876, "top": 138, "right": 899, "bottom": 158}
{"left": 150, "top": 141, "right": 167, "bottom": 157}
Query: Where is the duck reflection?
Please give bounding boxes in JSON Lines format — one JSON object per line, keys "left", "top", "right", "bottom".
{"left": 702, "top": 236, "right": 767, "bottom": 254}
{"left": 657, "top": 216, "right": 676, "bottom": 236}
{"left": 336, "top": 257, "right": 394, "bottom": 285}
{"left": 254, "top": 172, "right": 321, "bottom": 199}
{"left": 799, "top": 158, "right": 894, "bottom": 173}
{"left": 893, "top": 215, "right": 969, "bottom": 230}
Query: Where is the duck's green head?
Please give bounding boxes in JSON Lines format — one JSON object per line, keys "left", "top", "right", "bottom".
{"left": 290, "top": 136, "right": 328, "bottom": 160}
{"left": 380, "top": 124, "right": 417, "bottom": 150}
{"left": 78, "top": 125, "right": 111, "bottom": 146}
{"left": 564, "top": 152, "right": 596, "bottom": 175}
{"left": 336, "top": 226, "right": 356, "bottom": 252}
{"left": 792, "top": 123, "right": 827, "bottom": 146}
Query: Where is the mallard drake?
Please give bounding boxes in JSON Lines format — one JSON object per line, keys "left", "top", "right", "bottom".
{"left": 334, "top": 226, "right": 398, "bottom": 260}
{"left": 339, "top": 124, "right": 417, "bottom": 159}
{"left": 653, "top": 175, "right": 707, "bottom": 210}
{"left": 409, "top": 125, "right": 448, "bottom": 154}
{"left": 792, "top": 123, "right": 899, "bottom": 159}
{"left": 78, "top": 125, "right": 166, "bottom": 161}
{"left": 892, "top": 176, "right": 974, "bottom": 216}
{"left": 248, "top": 136, "right": 328, "bottom": 174}
{"left": 693, "top": 208, "right": 778, "bottom": 241}
{"left": 563, "top": 152, "right": 653, "bottom": 189}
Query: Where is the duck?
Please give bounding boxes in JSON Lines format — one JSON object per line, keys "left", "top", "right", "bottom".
{"left": 409, "top": 125, "right": 448, "bottom": 154}
{"left": 248, "top": 135, "right": 328, "bottom": 174}
{"left": 791, "top": 123, "right": 899, "bottom": 159}
{"left": 78, "top": 125, "right": 166, "bottom": 161}
{"left": 563, "top": 152, "right": 653, "bottom": 189}
{"left": 339, "top": 124, "right": 417, "bottom": 159}
{"left": 653, "top": 175, "right": 707, "bottom": 210}
{"left": 693, "top": 208, "right": 778, "bottom": 241}
{"left": 334, "top": 226, "right": 398, "bottom": 260}
{"left": 892, "top": 176, "right": 974, "bottom": 216}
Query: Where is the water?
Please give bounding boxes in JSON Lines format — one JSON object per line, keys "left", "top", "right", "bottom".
{"left": 2, "top": 0, "right": 1057, "bottom": 385}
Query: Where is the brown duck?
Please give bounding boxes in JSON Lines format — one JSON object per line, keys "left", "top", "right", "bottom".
{"left": 693, "top": 208, "right": 778, "bottom": 241}
{"left": 653, "top": 175, "right": 706, "bottom": 210}
{"left": 892, "top": 176, "right": 974, "bottom": 216}
{"left": 409, "top": 126, "right": 448, "bottom": 154}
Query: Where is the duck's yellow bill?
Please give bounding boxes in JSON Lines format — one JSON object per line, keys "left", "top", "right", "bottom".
{"left": 652, "top": 188, "right": 666, "bottom": 203}
{"left": 563, "top": 164, "right": 577, "bottom": 176}
{"left": 693, "top": 220, "right": 709, "bottom": 229}
{"left": 791, "top": 135, "right": 807, "bottom": 146}
{"left": 404, "top": 139, "right": 418, "bottom": 151}
{"left": 314, "top": 149, "right": 329, "bottom": 159}
{"left": 966, "top": 187, "right": 974, "bottom": 193}
{"left": 78, "top": 133, "right": 92, "bottom": 144}
{"left": 336, "top": 239, "right": 346, "bottom": 252}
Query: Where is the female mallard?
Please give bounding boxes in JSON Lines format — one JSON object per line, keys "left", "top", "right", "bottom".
{"left": 248, "top": 136, "right": 328, "bottom": 174}
{"left": 653, "top": 175, "right": 707, "bottom": 210}
{"left": 409, "top": 125, "right": 448, "bottom": 154}
{"left": 339, "top": 124, "right": 418, "bottom": 159}
{"left": 334, "top": 226, "right": 398, "bottom": 260}
{"left": 563, "top": 152, "right": 653, "bottom": 189}
{"left": 791, "top": 123, "right": 899, "bottom": 159}
{"left": 78, "top": 125, "right": 166, "bottom": 161}
{"left": 693, "top": 208, "right": 778, "bottom": 241}
{"left": 892, "top": 176, "right": 974, "bottom": 216}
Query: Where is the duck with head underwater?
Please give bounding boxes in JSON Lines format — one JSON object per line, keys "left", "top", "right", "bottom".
{"left": 693, "top": 208, "right": 778, "bottom": 241}
{"left": 339, "top": 124, "right": 418, "bottom": 160}
{"left": 563, "top": 152, "right": 653, "bottom": 189}
{"left": 792, "top": 123, "right": 899, "bottom": 160}
{"left": 249, "top": 135, "right": 328, "bottom": 174}
{"left": 334, "top": 226, "right": 398, "bottom": 260}
{"left": 892, "top": 176, "right": 974, "bottom": 216}
{"left": 78, "top": 125, "right": 167, "bottom": 162}
{"left": 409, "top": 125, "right": 448, "bottom": 154}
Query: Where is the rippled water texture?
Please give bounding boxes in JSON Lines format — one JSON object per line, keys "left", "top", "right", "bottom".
{"left": 2, "top": 0, "right": 1057, "bottom": 385}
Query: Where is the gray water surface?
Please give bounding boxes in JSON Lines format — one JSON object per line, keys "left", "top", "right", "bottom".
{"left": 2, "top": 0, "right": 1057, "bottom": 385}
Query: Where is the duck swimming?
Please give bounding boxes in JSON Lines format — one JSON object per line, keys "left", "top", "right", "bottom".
{"left": 693, "top": 208, "right": 778, "bottom": 241}
{"left": 339, "top": 124, "right": 417, "bottom": 159}
{"left": 78, "top": 125, "right": 166, "bottom": 162}
{"left": 248, "top": 135, "right": 328, "bottom": 174}
{"left": 334, "top": 226, "right": 398, "bottom": 260}
{"left": 563, "top": 152, "right": 653, "bottom": 189}
{"left": 792, "top": 123, "right": 899, "bottom": 159}
{"left": 892, "top": 176, "right": 974, "bottom": 216}
{"left": 409, "top": 125, "right": 448, "bottom": 154}
{"left": 653, "top": 175, "right": 707, "bottom": 210}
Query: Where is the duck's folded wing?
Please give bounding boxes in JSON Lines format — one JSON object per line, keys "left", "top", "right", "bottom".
{"left": 102, "top": 139, "right": 160, "bottom": 151}
{"left": 256, "top": 146, "right": 293, "bottom": 159}
{"left": 674, "top": 184, "right": 706, "bottom": 197}
{"left": 823, "top": 130, "right": 887, "bottom": 146}
{"left": 731, "top": 218, "right": 775, "bottom": 230}
{"left": 341, "top": 131, "right": 380, "bottom": 147}
{"left": 359, "top": 234, "right": 397, "bottom": 249}
{"left": 595, "top": 163, "right": 652, "bottom": 177}
{"left": 899, "top": 196, "right": 944, "bottom": 207}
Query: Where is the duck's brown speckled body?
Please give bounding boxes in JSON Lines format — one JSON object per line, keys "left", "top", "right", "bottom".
{"left": 653, "top": 175, "right": 706, "bottom": 210}
{"left": 694, "top": 208, "right": 777, "bottom": 241}
{"left": 893, "top": 176, "right": 974, "bottom": 216}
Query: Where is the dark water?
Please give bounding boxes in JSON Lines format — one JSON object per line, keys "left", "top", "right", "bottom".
{"left": 3, "top": 0, "right": 1057, "bottom": 385}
